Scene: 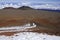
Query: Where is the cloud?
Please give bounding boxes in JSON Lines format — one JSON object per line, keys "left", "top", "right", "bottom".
{"left": 0, "top": 3, "right": 22, "bottom": 9}
{"left": 0, "top": 1, "right": 60, "bottom": 10}
{"left": 28, "top": 3, "right": 60, "bottom": 10}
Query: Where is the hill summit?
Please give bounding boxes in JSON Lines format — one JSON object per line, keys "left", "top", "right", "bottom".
{"left": 17, "top": 6, "right": 33, "bottom": 10}
{"left": 2, "top": 6, "right": 33, "bottom": 10}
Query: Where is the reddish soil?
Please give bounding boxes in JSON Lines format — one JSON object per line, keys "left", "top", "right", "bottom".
{"left": 0, "top": 32, "right": 17, "bottom": 36}
{"left": 0, "top": 7, "right": 60, "bottom": 36}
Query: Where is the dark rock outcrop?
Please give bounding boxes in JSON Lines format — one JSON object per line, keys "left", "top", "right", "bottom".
{"left": 16, "top": 6, "right": 33, "bottom": 10}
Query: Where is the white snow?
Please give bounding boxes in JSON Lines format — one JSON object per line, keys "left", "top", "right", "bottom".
{"left": 0, "top": 23, "right": 60, "bottom": 40}
{"left": 0, "top": 32, "right": 60, "bottom": 40}
{"left": 0, "top": 23, "right": 36, "bottom": 33}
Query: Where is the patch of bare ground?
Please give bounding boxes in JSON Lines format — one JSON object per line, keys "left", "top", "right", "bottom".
{"left": 0, "top": 19, "right": 30, "bottom": 27}
{"left": 0, "top": 32, "right": 18, "bottom": 36}
{"left": 0, "top": 7, "right": 60, "bottom": 36}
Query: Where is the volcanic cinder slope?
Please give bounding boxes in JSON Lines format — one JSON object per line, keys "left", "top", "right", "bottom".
{"left": 0, "top": 6, "right": 60, "bottom": 35}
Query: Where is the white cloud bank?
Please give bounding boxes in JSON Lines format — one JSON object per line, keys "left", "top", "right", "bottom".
{"left": 29, "top": 4, "right": 60, "bottom": 10}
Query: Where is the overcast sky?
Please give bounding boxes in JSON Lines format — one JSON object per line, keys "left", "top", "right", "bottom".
{"left": 0, "top": 0, "right": 60, "bottom": 3}
{"left": 0, "top": 0, "right": 60, "bottom": 9}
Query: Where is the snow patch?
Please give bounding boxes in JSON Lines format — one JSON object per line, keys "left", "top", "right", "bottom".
{"left": 0, "top": 23, "right": 36, "bottom": 33}
{"left": 0, "top": 32, "right": 60, "bottom": 40}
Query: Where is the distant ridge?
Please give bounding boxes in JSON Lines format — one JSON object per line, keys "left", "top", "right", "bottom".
{"left": 38, "top": 9, "right": 60, "bottom": 12}
{"left": 1, "top": 6, "right": 60, "bottom": 12}
{"left": 2, "top": 6, "right": 34, "bottom": 10}
{"left": 3, "top": 7, "right": 17, "bottom": 9}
